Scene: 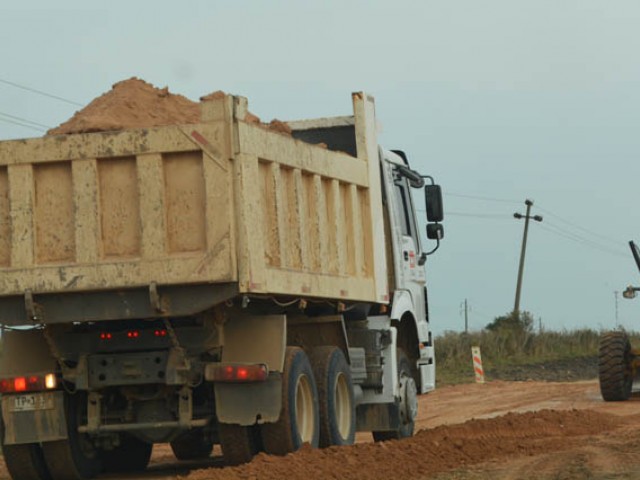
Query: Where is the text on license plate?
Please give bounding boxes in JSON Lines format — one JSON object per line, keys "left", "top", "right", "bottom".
{"left": 10, "top": 394, "right": 55, "bottom": 412}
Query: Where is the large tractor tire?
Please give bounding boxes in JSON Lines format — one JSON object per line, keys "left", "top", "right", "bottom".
{"left": 261, "top": 347, "right": 320, "bottom": 455}
{"left": 308, "top": 346, "right": 356, "bottom": 447}
{"left": 372, "top": 349, "right": 418, "bottom": 441}
{"left": 218, "top": 423, "right": 260, "bottom": 466}
{"left": 101, "top": 434, "right": 152, "bottom": 473}
{"left": 2, "top": 443, "right": 52, "bottom": 480}
{"left": 599, "top": 331, "right": 633, "bottom": 401}
{"left": 41, "top": 392, "right": 102, "bottom": 480}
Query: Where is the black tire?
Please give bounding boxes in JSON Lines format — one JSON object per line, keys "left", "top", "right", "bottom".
{"left": 170, "top": 429, "right": 214, "bottom": 461}
{"left": 2, "top": 444, "right": 52, "bottom": 480}
{"left": 100, "top": 434, "right": 152, "bottom": 473}
{"left": 261, "top": 347, "right": 320, "bottom": 455}
{"left": 41, "top": 392, "right": 102, "bottom": 480}
{"left": 218, "top": 423, "right": 260, "bottom": 466}
{"left": 372, "top": 349, "right": 416, "bottom": 441}
{"left": 599, "top": 331, "right": 633, "bottom": 401}
{"left": 309, "top": 346, "right": 356, "bottom": 447}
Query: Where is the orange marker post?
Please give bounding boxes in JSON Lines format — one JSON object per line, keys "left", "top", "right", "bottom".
{"left": 472, "top": 346, "right": 485, "bottom": 383}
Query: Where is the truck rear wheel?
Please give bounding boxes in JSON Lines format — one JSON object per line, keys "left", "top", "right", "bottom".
{"left": 3, "top": 443, "right": 52, "bottom": 480}
{"left": 170, "top": 429, "right": 214, "bottom": 460}
{"left": 41, "top": 392, "right": 102, "bottom": 480}
{"left": 261, "top": 347, "right": 319, "bottom": 454}
{"left": 599, "top": 331, "right": 633, "bottom": 401}
{"left": 100, "top": 434, "right": 152, "bottom": 473}
{"left": 372, "top": 349, "right": 417, "bottom": 441}
{"left": 309, "top": 346, "right": 356, "bottom": 447}
{"left": 218, "top": 423, "right": 260, "bottom": 465}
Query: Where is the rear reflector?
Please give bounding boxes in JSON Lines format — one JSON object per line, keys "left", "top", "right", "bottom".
{"left": 0, "top": 373, "right": 58, "bottom": 393}
{"left": 205, "top": 363, "right": 268, "bottom": 383}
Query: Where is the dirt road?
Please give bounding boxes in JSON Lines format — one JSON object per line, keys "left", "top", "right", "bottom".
{"left": 3, "top": 380, "right": 640, "bottom": 479}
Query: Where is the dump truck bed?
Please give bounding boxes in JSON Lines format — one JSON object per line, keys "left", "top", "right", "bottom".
{"left": 0, "top": 93, "right": 387, "bottom": 325}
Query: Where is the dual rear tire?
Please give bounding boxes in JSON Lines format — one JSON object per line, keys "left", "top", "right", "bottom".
{"left": 2, "top": 392, "right": 152, "bottom": 480}
{"left": 219, "top": 346, "right": 357, "bottom": 465}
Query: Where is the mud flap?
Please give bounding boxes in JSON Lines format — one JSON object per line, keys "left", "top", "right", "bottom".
{"left": 356, "top": 403, "right": 400, "bottom": 431}
{"left": 1, "top": 391, "right": 67, "bottom": 445}
{"left": 214, "top": 375, "right": 282, "bottom": 426}
{"left": 213, "top": 313, "right": 286, "bottom": 426}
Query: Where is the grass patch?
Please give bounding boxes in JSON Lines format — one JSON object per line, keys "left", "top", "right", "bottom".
{"left": 435, "top": 328, "right": 640, "bottom": 385}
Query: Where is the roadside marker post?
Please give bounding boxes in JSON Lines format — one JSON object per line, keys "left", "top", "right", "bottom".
{"left": 472, "top": 346, "right": 485, "bottom": 383}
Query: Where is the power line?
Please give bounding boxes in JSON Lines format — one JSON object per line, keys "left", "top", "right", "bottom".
{"left": 0, "top": 77, "right": 83, "bottom": 107}
{"left": 417, "top": 207, "right": 511, "bottom": 219}
{"left": 538, "top": 223, "right": 628, "bottom": 259}
{"left": 445, "top": 192, "right": 521, "bottom": 204}
{"left": 0, "top": 111, "right": 50, "bottom": 129}
{"left": 0, "top": 116, "right": 44, "bottom": 133}
{"left": 447, "top": 193, "right": 625, "bottom": 249}
{"left": 536, "top": 204, "right": 621, "bottom": 245}
{"left": 543, "top": 219, "right": 628, "bottom": 255}
{"left": 446, "top": 211, "right": 509, "bottom": 219}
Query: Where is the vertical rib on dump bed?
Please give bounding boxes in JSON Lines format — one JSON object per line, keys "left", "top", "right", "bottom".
{"left": 0, "top": 92, "right": 387, "bottom": 323}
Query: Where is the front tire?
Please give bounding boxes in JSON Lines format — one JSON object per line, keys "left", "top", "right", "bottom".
{"left": 599, "top": 331, "right": 633, "bottom": 401}
{"left": 261, "top": 347, "right": 319, "bottom": 455}
{"left": 372, "top": 349, "right": 417, "bottom": 441}
{"left": 309, "top": 346, "right": 356, "bottom": 447}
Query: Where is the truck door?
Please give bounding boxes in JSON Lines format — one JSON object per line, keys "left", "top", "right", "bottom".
{"left": 384, "top": 152, "right": 435, "bottom": 393}
{"left": 391, "top": 170, "right": 426, "bottom": 314}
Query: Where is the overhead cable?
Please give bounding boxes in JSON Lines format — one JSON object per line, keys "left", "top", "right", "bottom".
{"left": 0, "top": 77, "right": 83, "bottom": 107}
{"left": 445, "top": 192, "right": 521, "bottom": 204}
{"left": 0, "top": 116, "right": 44, "bottom": 133}
{"left": 0, "top": 111, "right": 50, "bottom": 129}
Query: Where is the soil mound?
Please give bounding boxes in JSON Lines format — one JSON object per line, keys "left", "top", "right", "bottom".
{"left": 48, "top": 78, "right": 200, "bottom": 135}
{"left": 182, "top": 409, "right": 620, "bottom": 480}
{"left": 47, "top": 78, "right": 290, "bottom": 137}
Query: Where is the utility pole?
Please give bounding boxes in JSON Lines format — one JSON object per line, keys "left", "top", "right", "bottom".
{"left": 464, "top": 299, "right": 469, "bottom": 333}
{"left": 459, "top": 300, "right": 470, "bottom": 333}
{"left": 614, "top": 290, "right": 619, "bottom": 327}
{"left": 513, "top": 199, "right": 543, "bottom": 315}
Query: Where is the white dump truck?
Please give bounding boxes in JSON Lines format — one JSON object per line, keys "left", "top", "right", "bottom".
{"left": 0, "top": 91, "right": 444, "bottom": 479}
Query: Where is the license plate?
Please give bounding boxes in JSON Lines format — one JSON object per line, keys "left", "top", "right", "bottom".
{"left": 9, "top": 393, "right": 55, "bottom": 412}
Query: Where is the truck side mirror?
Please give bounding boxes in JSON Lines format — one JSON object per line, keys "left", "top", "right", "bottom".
{"left": 426, "top": 223, "right": 444, "bottom": 240}
{"left": 623, "top": 286, "right": 638, "bottom": 299}
{"left": 425, "top": 185, "right": 443, "bottom": 222}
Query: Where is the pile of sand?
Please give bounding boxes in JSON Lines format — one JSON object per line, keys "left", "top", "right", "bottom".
{"left": 47, "top": 77, "right": 291, "bottom": 136}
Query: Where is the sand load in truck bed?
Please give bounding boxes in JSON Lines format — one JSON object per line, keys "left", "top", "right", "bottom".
{"left": 0, "top": 84, "right": 387, "bottom": 325}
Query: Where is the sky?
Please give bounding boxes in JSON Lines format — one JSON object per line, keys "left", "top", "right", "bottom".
{"left": 2, "top": 1, "right": 640, "bottom": 334}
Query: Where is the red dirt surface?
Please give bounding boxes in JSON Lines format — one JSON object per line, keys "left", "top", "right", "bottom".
{"left": 47, "top": 78, "right": 287, "bottom": 136}
{"left": 182, "top": 409, "right": 620, "bottom": 480}
{"left": 3, "top": 380, "right": 640, "bottom": 479}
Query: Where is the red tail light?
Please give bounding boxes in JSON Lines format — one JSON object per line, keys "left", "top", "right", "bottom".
{"left": 0, "top": 373, "right": 57, "bottom": 393}
{"left": 154, "top": 329, "right": 167, "bottom": 337}
{"left": 99, "top": 332, "right": 113, "bottom": 340}
{"left": 205, "top": 363, "right": 268, "bottom": 383}
{"left": 14, "top": 377, "right": 27, "bottom": 392}
{"left": 126, "top": 330, "right": 140, "bottom": 339}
